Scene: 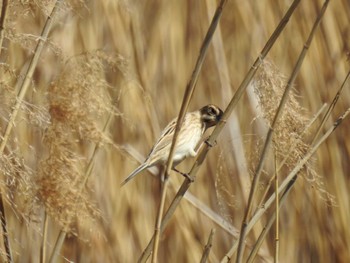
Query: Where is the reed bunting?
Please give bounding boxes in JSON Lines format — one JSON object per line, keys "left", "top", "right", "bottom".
{"left": 121, "top": 104, "right": 223, "bottom": 186}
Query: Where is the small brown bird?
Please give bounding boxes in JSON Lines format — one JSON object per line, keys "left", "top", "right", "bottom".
{"left": 121, "top": 104, "right": 223, "bottom": 186}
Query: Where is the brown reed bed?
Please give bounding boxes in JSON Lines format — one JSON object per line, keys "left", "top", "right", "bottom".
{"left": 0, "top": 0, "right": 349, "bottom": 262}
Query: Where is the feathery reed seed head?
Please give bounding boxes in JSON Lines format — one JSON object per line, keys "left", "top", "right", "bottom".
{"left": 37, "top": 52, "right": 116, "bottom": 232}
{"left": 253, "top": 60, "right": 335, "bottom": 205}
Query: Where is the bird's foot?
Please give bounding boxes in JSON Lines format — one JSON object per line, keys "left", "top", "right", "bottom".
{"left": 205, "top": 138, "right": 217, "bottom": 148}
{"left": 172, "top": 168, "right": 194, "bottom": 182}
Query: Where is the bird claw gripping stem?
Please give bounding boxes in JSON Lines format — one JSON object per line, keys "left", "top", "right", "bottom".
{"left": 205, "top": 138, "right": 217, "bottom": 148}
{"left": 172, "top": 168, "right": 195, "bottom": 182}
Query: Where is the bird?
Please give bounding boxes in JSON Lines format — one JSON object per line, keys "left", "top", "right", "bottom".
{"left": 120, "top": 104, "right": 223, "bottom": 186}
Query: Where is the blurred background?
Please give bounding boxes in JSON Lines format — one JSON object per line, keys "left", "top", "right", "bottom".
{"left": 0, "top": 0, "right": 349, "bottom": 262}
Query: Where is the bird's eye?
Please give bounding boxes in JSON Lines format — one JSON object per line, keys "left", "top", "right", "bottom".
{"left": 208, "top": 107, "right": 214, "bottom": 115}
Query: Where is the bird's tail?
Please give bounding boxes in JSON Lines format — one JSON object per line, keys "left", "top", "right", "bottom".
{"left": 120, "top": 163, "right": 149, "bottom": 186}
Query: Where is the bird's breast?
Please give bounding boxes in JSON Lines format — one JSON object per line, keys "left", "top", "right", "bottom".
{"left": 172, "top": 118, "right": 203, "bottom": 163}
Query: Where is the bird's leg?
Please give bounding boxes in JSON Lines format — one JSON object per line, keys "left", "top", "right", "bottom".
{"left": 192, "top": 136, "right": 209, "bottom": 156}
{"left": 189, "top": 136, "right": 218, "bottom": 158}
{"left": 159, "top": 165, "right": 166, "bottom": 183}
{"left": 172, "top": 167, "right": 194, "bottom": 182}
{"left": 189, "top": 149, "right": 198, "bottom": 157}
{"left": 204, "top": 136, "right": 217, "bottom": 148}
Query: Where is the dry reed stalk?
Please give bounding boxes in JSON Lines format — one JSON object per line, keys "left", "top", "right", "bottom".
{"left": 151, "top": 1, "right": 228, "bottom": 261}
{"left": 200, "top": 228, "right": 215, "bottom": 263}
{"left": 40, "top": 212, "right": 48, "bottom": 263}
{"left": 0, "top": 0, "right": 9, "bottom": 57}
{"left": 311, "top": 70, "right": 350, "bottom": 146}
{"left": 182, "top": 189, "right": 271, "bottom": 261}
{"left": 48, "top": 231, "right": 66, "bottom": 263}
{"left": 220, "top": 108, "right": 350, "bottom": 262}
{"left": 235, "top": 1, "right": 330, "bottom": 261}
{"left": 221, "top": 176, "right": 298, "bottom": 263}
{"left": 274, "top": 153, "right": 279, "bottom": 263}
{"left": 139, "top": 1, "right": 300, "bottom": 261}
{"left": 245, "top": 176, "right": 296, "bottom": 263}
{"left": 0, "top": 196, "right": 12, "bottom": 263}
{"left": 182, "top": 190, "right": 239, "bottom": 237}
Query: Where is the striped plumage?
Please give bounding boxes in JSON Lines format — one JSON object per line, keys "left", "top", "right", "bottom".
{"left": 121, "top": 104, "right": 223, "bottom": 186}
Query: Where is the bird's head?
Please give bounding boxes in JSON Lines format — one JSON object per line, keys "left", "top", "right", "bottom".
{"left": 200, "top": 104, "right": 223, "bottom": 128}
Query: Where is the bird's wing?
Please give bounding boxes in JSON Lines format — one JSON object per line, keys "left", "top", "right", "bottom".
{"left": 121, "top": 118, "right": 180, "bottom": 186}
{"left": 146, "top": 118, "right": 177, "bottom": 164}
{"left": 146, "top": 113, "right": 200, "bottom": 165}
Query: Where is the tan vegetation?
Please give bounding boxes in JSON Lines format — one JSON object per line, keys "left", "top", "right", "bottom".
{"left": 0, "top": 0, "right": 349, "bottom": 262}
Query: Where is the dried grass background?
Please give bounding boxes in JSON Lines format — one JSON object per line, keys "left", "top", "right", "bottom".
{"left": 0, "top": 0, "right": 349, "bottom": 262}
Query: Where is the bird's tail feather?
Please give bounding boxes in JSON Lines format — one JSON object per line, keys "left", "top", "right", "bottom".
{"left": 120, "top": 163, "right": 149, "bottom": 186}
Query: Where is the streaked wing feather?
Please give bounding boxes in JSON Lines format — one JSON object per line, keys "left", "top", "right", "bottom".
{"left": 146, "top": 118, "right": 177, "bottom": 164}
{"left": 147, "top": 114, "right": 200, "bottom": 165}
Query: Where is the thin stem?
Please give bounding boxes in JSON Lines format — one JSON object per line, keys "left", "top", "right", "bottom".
{"left": 200, "top": 228, "right": 216, "bottom": 263}
{"left": 40, "top": 213, "right": 49, "bottom": 263}
{"left": 235, "top": 1, "right": 329, "bottom": 261}
{"left": 181, "top": 189, "right": 271, "bottom": 260}
{"left": 274, "top": 152, "right": 279, "bottom": 263}
{"left": 0, "top": 195, "right": 12, "bottom": 263}
{"left": 48, "top": 231, "right": 66, "bottom": 263}
{"left": 151, "top": 0, "right": 228, "bottom": 262}
{"left": 0, "top": 0, "right": 9, "bottom": 57}
{"left": 246, "top": 176, "right": 296, "bottom": 263}
{"left": 311, "top": 70, "right": 350, "bottom": 146}
{"left": 152, "top": 180, "right": 166, "bottom": 263}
